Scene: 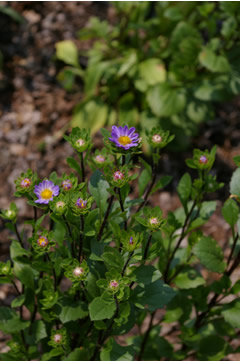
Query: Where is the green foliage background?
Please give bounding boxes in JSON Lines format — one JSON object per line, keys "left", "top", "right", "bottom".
{"left": 56, "top": 1, "right": 240, "bottom": 148}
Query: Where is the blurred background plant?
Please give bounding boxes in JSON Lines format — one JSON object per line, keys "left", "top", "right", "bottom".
{"left": 55, "top": 1, "right": 240, "bottom": 149}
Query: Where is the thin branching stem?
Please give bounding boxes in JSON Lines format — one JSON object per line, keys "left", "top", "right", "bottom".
{"left": 78, "top": 215, "right": 85, "bottom": 261}
{"left": 118, "top": 188, "right": 127, "bottom": 230}
{"left": 97, "top": 193, "right": 115, "bottom": 242}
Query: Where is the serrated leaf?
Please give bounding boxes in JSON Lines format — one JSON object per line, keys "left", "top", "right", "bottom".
{"left": 89, "top": 297, "right": 116, "bottom": 321}
{"left": 57, "top": 298, "right": 88, "bottom": 323}
{"left": 66, "top": 157, "right": 82, "bottom": 175}
{"left": 222, "top": 198, "right": 239, "bottom": 228}
{"left": 230, "top": 168, "right": 240, "bottom": 197}
{"left": 193, "top": 236, "right": 226, "bottom": 273}
{"left": 132, "top": 280, "right": 176, "bottom": 311}
{"left": 177, "top": 173, "right": 191, "bottom": 207}
{"left": 222, "top": 299, "right": 240, "bottom": 328}
{"left": 174, "top": 267, "right": 205, "bottom": 289}
{"left": 100, "top": 340, "right": 134, "bottom": 361}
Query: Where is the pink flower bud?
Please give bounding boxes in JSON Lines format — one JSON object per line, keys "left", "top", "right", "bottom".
{"left": 21, "top": 178, "right": 32, "bottom": 188}
{"left": 73, "top": 267, "right": 84, "bottom": 277}
{"left": 152, "top": 134, "right": 162, "bottom": 143}
{"left": 95, "top": 155, "right": 105, "bottom": 163}
{"left": 113, "top": 171, "right": 124, "bottom": 181}
{"left": 109, "top": 280, "right": 119, "bottom": 288}
{"left": 149, "top": 217, "right": 159, "bottom": 225}
{"left": 53, "top": 334, "right": 62, "bottom": 343}
{"left": 199, "top": 155, "right": 208, "bottom": 164}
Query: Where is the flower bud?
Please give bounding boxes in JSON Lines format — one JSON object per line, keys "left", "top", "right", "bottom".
{"left": 37, "top": 236, "right": 49, "bottom": 247}
{"left": 73, "top": 267, "right": 84, "bottom": 277}
{"left": 109, "top": 280, "right": 119, "bottom": 289}
{"left": 152, "top": 134, "right": 162, "bottom": 144}
{"left": 149, "top": 217, "right": 159, "bottom": 225}
{"left": 75, "top": 138, "right": 85, "bottom": 148}
{"left": 62, "top": 179, "right": 72, "bottom": 191}
{"left": 76, "top": 198, "right": 87, "bottom": 209}
{"left": 53, "top": 334, "right": 62, "bottom": 343}
{"left": 113, "top": 171, "right": 124, "bottom": 181}
{"left": 95, "top": 155, "right": 105, "bottom": 164}
{"left": 199, "top": 155, "right": 208, "bottom": 164}
{"left": 20, "top": 178, "right": 32, "bottom": 189}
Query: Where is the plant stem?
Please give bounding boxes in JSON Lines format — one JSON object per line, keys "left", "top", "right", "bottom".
{"left": 143, "top": 232, "right": 152, "bottom": 261}
{"left": 14, "top": 223, "right": 24, "bottom": 248}
{"left": 46, "top": 253, "right": 57, "bottom": 291}
{"left": 11, "top": 280, "right": 20, "bottom": 295}
{"left": 164, "top": 200, "right": 196, "bottom": 283}
{"left": 97, "top": 194, "right": 115, "bottom": 241}
{"left": 121, "top": 251, "right": 134, "bottom": 276}
{"left": 137, "top": 311, "right": 156, "bottom": 361}
{"left": 227, "top": 232, "right": 239, "bottom": 267}
{"left": 63, "top": 214, "right": 75, "bottom": 257}
{"left": 78, "top": 215, "right": 85, "bottom": 261}
{"left": 118, "top": 188, "right": 127, "bottom": 230}
{"left": 80, "top": 152, "right": 85, "bottom": 182}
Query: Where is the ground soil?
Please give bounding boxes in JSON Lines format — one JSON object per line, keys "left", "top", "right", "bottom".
{"left": 0, "top": 2, "right": 240, "bottom": 360}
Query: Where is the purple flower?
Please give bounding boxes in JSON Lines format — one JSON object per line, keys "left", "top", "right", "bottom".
{"left": 109, "top": 125, "right": 139, "bottom": 150}
{"left": 199, "top": 155, "right": 208, "bottom": 164}
{"left": 34, "top": 180, "right": 59, "bottom": 204}
{"left": 76, "top": 198, "right": 87, "bottom": 209}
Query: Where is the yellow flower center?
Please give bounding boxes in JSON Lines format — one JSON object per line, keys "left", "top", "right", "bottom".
{"left": 41, "top": 189, "right": 53, "bottom": 199}
{"left": 118, "top": 136, "right": 132, "bottom": 146}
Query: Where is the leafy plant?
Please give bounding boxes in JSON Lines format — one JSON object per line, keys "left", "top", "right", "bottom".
{"left": 56, "top": 2, "right": 240, "bottom": 148}
{"left": 1, "top": 125, "right": 240, "bottom": 360}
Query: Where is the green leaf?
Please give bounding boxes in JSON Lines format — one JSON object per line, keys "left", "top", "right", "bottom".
{"left": 118, "top": 51, "right": 137, "bottom": 77}
{"left": 199, "top": 48, "right": 231, "bottom": 73}
{"left": 0, "top": 5, "right": 25, "bottom": 23}
{"left": 131, "top": 265, "right": 162, "bottom": 286}
{"left": 64, "top": 348, "right": 89, "bottom": 361}
{"left": 165, "top": 293, "right": 192, "bottom": 323}
{"left": 100, "top": 340, "right": 134, "bottom": 361}
{"left": 0, "top": 307, "right": 30, "bottom": 333}
{"left": 138, "top": 58, "right": 166, "bottom": 88}
{"left": 150, "top": 176, "right": 172, "bottom": 195}
{"left": 177, "top": 173, "right": 192, "bottom": 207}
{"left": 89, "top": 297, "right": 116, "bottom": 321}
{"left": 222, "top": 299, "right": 240, "bottom": 328}
{"left": 66, "top": 157, "right": 82, "bottom": 175}
{"left": 193, "top": 236, "right": 226, "bottom": 273}
{"left": 33, "top": 320, "right": 47, "bottom": 342}
{"left": 222, "top": 198, "right": 239, "bottom": 228}
{"left": 138, "top": 169, "right": 151, "bottom": 197}
{"left": 102, "top": 247, "right": 124, "bottom": 270}
{"left": 230, "top": 168, "right": 240, "bottom": 197}
{"left": 200, "top": 201, "right": 217, "bottom": 220}
{"left": 11, "top": 294, "right": 25, "bottom": 308}
{"left": 10, "top": 240, "right": 29, "bottom": 260}
{"left": 89, "top": 170, "right": 110, "bottom": 216}
{"left": 174, "top": 267, "right": 205, "bottom": 289}
{"left": 147, "top": 83, "right": 186, "bottom": 117}
{"left": 14, "top": 263, "right": 35, "bottom": 289}
{"left": 71, "top": 97, "right": 108, "bottom": 134}
{"left": 56, "top": 298, "right": 88, "bottom": 323}
{"left": 56, "top": 40, "right": 79, "bottom": 67}
{"left": 132, "top": 280, "right": 176, "bottom": 311}
{"left": 198, "top": 335, "right": 228, "bottom": 361}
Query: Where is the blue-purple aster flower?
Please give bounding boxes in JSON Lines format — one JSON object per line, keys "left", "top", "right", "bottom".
{"left": 34, "top": 180, "right": 59, "bottom": 204}
{"left": 199, "top": 155, "right": 208, "bottom": 164}
{"left": 109, "top": 125, "right": 139, "bottom": 150}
